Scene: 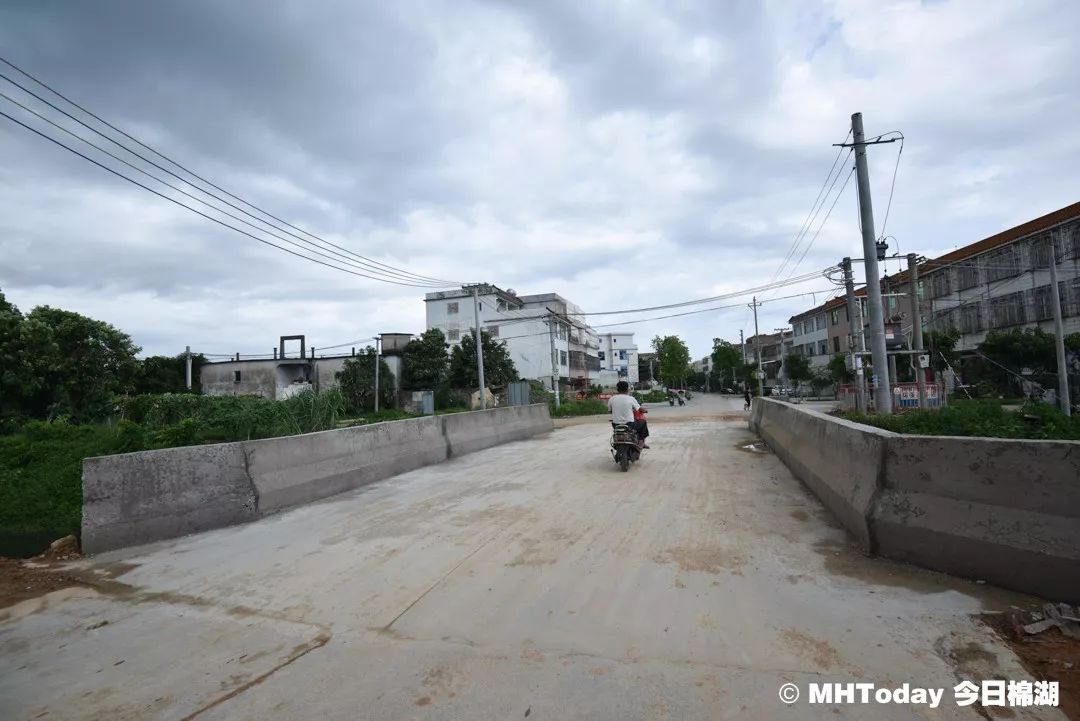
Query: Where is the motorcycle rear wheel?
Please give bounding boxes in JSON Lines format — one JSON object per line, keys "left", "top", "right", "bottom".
{"left": 617, "top": 447, "right": 629, "bottom": 472}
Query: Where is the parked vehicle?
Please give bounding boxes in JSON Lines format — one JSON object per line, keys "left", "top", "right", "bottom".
{"left": 610, "top": 423, "right": 642, "bottom": 472}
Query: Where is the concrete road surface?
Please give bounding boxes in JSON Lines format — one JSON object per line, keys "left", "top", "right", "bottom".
{"left": 1, "top": 395, "right": 1063, "bottom": 720}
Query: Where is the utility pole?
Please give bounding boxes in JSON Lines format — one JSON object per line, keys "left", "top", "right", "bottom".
{"left": 850, "top": 111, "right": 892, "bottom": 413}
{"left": 373, "top": 336, "right": 381, "bottom": 413}
{"left": 841, "top": 258, "right": 866, "bottom": 412}
{"left": 751, "top": 296, "right": 763, "bottom": 398}
{"left": 472, "top": 286, "right": 487, "bottom": 410}
{"left": 907, "top": 254, "right": 927, "bottom": 408}
{"left": 739, "top": 329, "right": 745, "bottom": 364}
{"left": 184, "top": 345, "right": 192, "bottom": 391}
{"left": 1048, "top": 236, "right": 1072, "bottom": 416}
{"left": 548, "top": 312, "right": 560, "bottom": 409}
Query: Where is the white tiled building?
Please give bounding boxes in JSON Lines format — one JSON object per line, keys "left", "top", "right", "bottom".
{"left": 424, "top": 285, "right": 632, "bottom": 390}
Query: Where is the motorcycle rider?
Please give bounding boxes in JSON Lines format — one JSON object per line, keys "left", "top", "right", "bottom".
{"left": 608, "top": 381, "right": 644, "bottom": 448}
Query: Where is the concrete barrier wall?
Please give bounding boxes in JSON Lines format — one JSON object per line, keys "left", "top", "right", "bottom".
{"left": 750, "top": 399, "right": 889, "bottom": 552}
{"left": 750, "top": 398, "right": 1080, "bottom": 602}
{"left": 83, "top": 404, "right": 552, "bottom": 553}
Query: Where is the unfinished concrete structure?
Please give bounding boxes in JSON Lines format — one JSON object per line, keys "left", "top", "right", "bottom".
{"left": 200, "top": 333, "right": 412, "bottom": 400}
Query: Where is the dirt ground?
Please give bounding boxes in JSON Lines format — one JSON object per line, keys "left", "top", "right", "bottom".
{"left": 984, "top": 614, "right": 1080, "bottom": 720}
{"left": 0, "top": 556, "right": 84, "bottom": 609}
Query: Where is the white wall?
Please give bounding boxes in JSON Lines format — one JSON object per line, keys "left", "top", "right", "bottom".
{"left": 598, "top": 332, "right": 638, "bottom": 384}
{"left": 425, "top": 290, "right": 569, "bottom": 385}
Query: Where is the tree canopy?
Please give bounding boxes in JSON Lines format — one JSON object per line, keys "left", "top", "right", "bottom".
{"left": 448, "top": 330, "right": 519, "bottom": 388}
{"left": 651, "top": 335, "right": 691, "bottom": 387}
{"left": 336, "top": 347, "right": 396, "bottom": 411}
{"left": 709, "top": 339, "right": 742, "bottom": 388}
{"left": 783, "top": 353, "right": 812, "bottom": 386}
{"left": 3, "top": 298, "right": 141, "bottom": 423}
{"left": 401, "top": 328, "right": 449, "bottom": 390}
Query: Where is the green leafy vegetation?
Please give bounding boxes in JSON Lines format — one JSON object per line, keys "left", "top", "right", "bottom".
{"left": 840, "top": 399, "right": 1080, "bottom": 440}
{"left": 549, "top": 399, "right": 609, "bottom": 417}
{"left": 651, "top": 335, "right": 691, "bottom": 387}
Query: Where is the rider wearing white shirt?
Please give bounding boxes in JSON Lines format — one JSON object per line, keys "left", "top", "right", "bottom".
{"left": 608, "top": 381, "right": 640, "bottom": 426}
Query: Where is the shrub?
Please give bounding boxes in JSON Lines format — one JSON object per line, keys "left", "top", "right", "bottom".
{"left": 550, "top": 399, "right": 608, "bottom": 417}
{"left": 841, "top": 399, "right": 1080, "bottom": 440}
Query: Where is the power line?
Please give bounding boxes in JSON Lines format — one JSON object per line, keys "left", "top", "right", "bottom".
{"left": 770, "top": 130, "right": 852, "bottom": 283}
{"left": 0, "top": 108, "right": 449, "bottom": 287}
{"left": 0, "top": 57, "right": 464, "bottom": 286}
{"left": 873, "top": 131, "right": 904, "bottom": 239}
{"left": 0, "top": 92, "right": 453, "bottom": 287}
{"left": 577, "top": 269, "right": 828, "bottom": 316}
{"left": 491, "top": 288, "right": 838, "bottom": 342}
{"left": 785, "top": 165, "right": 856, "bottom": 281}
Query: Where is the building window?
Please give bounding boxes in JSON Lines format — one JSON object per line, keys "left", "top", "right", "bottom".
{"left": 447, "top": 329, "right": 460, "bottom": 342}
{"left": 1030, "top": 286, "right": 1054, "bottom": 321}
{"left": 560, "top": 350, "right": 568, "bottom": 366}
{"left": 598, "top": 351, "right": 605, "bottom": 360}
{"left": 793, "top": 323, "right": 801, "bottom": 337}
{"left": 960, "top": 302, "right": 985, "bottom": 333}
{"left": 990, "top": 291, "right": 1026, "bottom": 327}
{"left": 832, "top": 336, "right": 840, "bottom": 353}
{"left": 486, "top": 325, "right": 499, "bottom": 337}
{"left": 618, "top": 350, "right": 626, "bottom": 360}
{"left": 929, "top": 271, "right": 952, "bottom": 298}
{"left": 1032, "top": 237, "right": 1054, "bottom": 268}
{"left": 817, "top": 340, "right": 828, "bottom": 356}
{"left": 815, "top": 315, "right": 826, "bottom": 331}
{"left": 447, "top": 301, "right": 459, "bottom": 315}
{"left": 830, "top": 309, "right": 840, "bottom": 325}
{"left": 956, "top": 264, "right": 979, "bottom": 290}
{"left": 986, "top": 246, "right": 1021, "bottom": 282}
{"left": 233, "top": 370, "right": 241, "bottom": 383}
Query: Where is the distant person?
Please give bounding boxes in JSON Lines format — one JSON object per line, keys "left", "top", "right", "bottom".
{"left": 608, "top": 381, "right": 644, "bottom": 448}
{"left": 744, "top": 389, "right": 752, "bottom": 411}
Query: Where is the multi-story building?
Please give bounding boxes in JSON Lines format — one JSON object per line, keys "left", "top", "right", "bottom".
{"left": 424, "top": 285, "right": 615, "bottom": 390}
{"left": 742, "top": 330, "right": 794, "bottom": 389}
{"left": 784, "top": 201, "right": 1080, "bottom": 381}
{"left": 691, "top": 355, "right": 711, "bottom": 375}
{"left": 903, "top": 202, "right": 1080, "bottom": 351}
{"left": 597, "top": 333, "right": 639, "bottom": 384}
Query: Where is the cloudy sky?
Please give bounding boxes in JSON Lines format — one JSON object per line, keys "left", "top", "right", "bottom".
{"left": 2, "top": 0, "right": 1078, "bottom": 362}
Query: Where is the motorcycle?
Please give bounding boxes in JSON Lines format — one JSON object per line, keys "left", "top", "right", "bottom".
{"left": 610, "top": 423, "right": 642, "bottom": 472}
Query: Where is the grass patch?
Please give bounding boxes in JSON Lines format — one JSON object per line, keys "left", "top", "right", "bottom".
{"left": 550, "top": 399, "right": 609, "bottom": 417}
{"left": 840, "top": 399, "right": 1080, "bottom": 440}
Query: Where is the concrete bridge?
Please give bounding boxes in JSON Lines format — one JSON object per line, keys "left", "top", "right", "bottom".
{"left": 0, "top": 395, "right": 1066, "bottom": 720}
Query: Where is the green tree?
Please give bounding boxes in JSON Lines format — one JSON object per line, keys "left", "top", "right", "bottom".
{"left": 826, "top": 353, "right": 854, "bottom": 384}
{"left": 925, "top": 329, "right": 961, "bottom": 372}
{"left": 133, "top": 353, "right": 207, "bottom": 395}
{"left": 687, "top": 370, "right": 707, "bottom": 391}
{"left": 336, "top": 348, "right": 396, "bottom": 411}
{"left": 401, "top": 328, "right": 450, "bottom": 390}
{"left": 448, "top": 330, "right": 518, "bottom": 389}
{"left": 651, "top": 335, "right": 691, "bottom": 387}
{"left": 973, "top": 327, "right": 1080, "bottom": 395}
{"left": 17, "top": 305, "right": 140, "bottom": 422}
{"left": 0, "top": 290, "right": 27, "bottom": 426}
{"left": 809, "top": 368, "right": 833, "bottom": 396}
{"left": 710, "top": 339, "right": 742, "bottom": 389}
{"left": 783, "top": 353, "right": 812, "bottom": 392}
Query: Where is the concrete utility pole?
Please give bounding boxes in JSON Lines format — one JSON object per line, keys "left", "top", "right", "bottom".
{"left": 373, "top": 336, "right": 381, "bottom": 413}
{"left": 1048, "top": 237, "right": 1072, "bottom": 416}
{"left": 751, "top": 296, "right": 764, "bottom": 398}
{"left": 841, "top": 258, "right": 865, "bottom": 413}
{"left": 907, "top": 254, "right": 927, "bottom": 408}
{"left": 472, "top": 286, "right": 487, "bottom": 410}
{"left": 739, "top": 329, "right": 745, "bottom": 364}
{"left": 851, "top": 111, "right": 892, "bottom": 413}
{"left": 184, "top": 345, "right": 192, "bottom": 391}
{"left": 548, "top": 312, "right": 560, "bottom": 409}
